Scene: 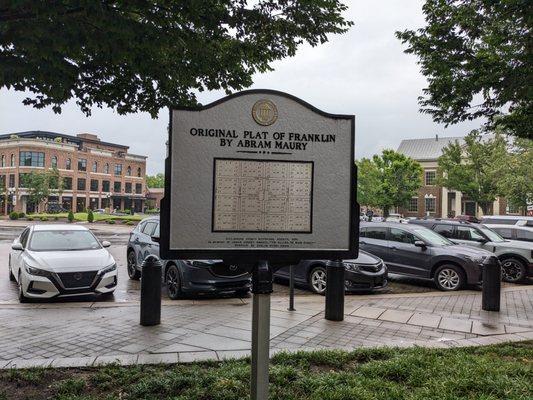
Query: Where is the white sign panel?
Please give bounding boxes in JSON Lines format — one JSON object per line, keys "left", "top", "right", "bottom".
{"left": 161, "top": 90, "right": 358, "bottom": 262}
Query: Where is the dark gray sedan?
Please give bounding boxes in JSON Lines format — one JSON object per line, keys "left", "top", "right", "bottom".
{"left": 359, "top": 222, "right": 498, "bottom": 291}
{"left": 127, "top": 217, "right": 251, "bottom": 299}
{"left": 274, "top": 250, "right": 388, "bottom": 294}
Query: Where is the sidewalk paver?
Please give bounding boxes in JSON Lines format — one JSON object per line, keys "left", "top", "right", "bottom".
{"left": 378, "top": 309, "right": 413, "bottom": 323}
{"left": 408, "top": 313, "right": 442, "bottom": 328}
{"left": 0, "top": 285, "right": 531, "bottom": 369}
{"left": 438, "top": 317, "right": 473, "bottom": 333}
{"left": 350, "top": 306, "right": 386, "bottom": 319}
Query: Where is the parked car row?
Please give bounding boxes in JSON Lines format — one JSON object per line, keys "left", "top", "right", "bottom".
{"left": 8, "top": 215, "right": 532, "bottom": 303}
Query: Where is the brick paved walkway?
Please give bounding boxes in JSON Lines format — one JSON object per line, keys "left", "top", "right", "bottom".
{"left": 0, "top": 285, "right": 531, "bottom": 369}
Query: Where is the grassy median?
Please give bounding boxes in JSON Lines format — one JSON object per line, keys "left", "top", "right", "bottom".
{"left": 23, "top": 212, "right": 143, "bottom": 223}
{"left": 0, "top": 342, "right": 531, "bottom": 400}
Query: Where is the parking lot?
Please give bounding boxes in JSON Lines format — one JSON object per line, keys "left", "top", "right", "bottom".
{"left": 0, "top": 220, "right": 532, "bottom": 370}
{"left": 0, "top": 221, "right": 442, "bottom": 305}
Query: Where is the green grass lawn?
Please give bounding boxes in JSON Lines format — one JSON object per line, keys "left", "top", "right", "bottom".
{"left": 0, "top": 342, "right": 531, "bottom": 400}
{"left": 26, "top": 212, "right": 143, "bottom": 222}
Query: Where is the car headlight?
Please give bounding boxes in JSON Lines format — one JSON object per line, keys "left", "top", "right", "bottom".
{"left": 99, "top": 263, "right": 117, "bottom": 275}
{"left": 25, "top": 265, "right": 52, "bottom": 277}
{"left": 344, "top": 262, "right": 360, "bottom": 272}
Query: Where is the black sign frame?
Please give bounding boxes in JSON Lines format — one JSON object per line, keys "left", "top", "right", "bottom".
{"left": 160, "top": 89, "right": 359, "bottom": 263}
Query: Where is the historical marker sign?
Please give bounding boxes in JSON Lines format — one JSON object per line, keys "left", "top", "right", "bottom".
{"left": 160, "top": 89, "right": 358, "bottom": 263}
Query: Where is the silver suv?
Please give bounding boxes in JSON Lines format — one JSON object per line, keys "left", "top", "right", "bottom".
{"left": 409, "top": 219, "right": 533, "bottom": 283}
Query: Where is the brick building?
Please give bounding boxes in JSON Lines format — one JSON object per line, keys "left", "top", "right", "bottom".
{"left": 396, "top": 135, "right": 509, "bottom": 218}
{"left": 0, "top": 131, "right": 147, "bottom": 215}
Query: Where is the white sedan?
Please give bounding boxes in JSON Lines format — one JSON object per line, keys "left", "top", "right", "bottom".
{"left": 8, "top": 224, "right": 117, "bottom": 302}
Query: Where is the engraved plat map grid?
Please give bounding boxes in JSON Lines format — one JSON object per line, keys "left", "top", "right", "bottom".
{"left": 212, "top": 159, "right": 313, "bottom": 233}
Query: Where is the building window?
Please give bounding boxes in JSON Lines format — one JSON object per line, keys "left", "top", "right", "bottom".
{"left": 113, "top": 181, "right": 121, "bottom": 192}
{"left": 425, "top": 171, "right": 436, "bottom": 186}
{"left": 114, "top": 164, "right": 122, "bottom": 176}
{"left": 51, "top": 156, "right": 57, "bottom": 168}
{"left": 19, "top": 151, "right": 44, "bottom": 167}
{"left": 126, "top": 166, "right": 131, "bottom": 176}
{"left": 10, "top": 154, "right": 15, "bottom": 166}
{"left": 78, "top": 159, "right": 87, "bottom": 171}
{"left": 90, "top": 179, "right": 98, "bottom": 191}
{"left": 8, "top": 174, "right": 15, "bottom": 188}
{"left": 135, "top": 183, "right": 142, "bottom": 194}
{"left": 137, "top": 167, "right": 142, "bottom": 177}
{"left": 1, "top": 155, "right": 5, "bottom": 167}
{"left": 408, "top": 198, "right": 418, "bottom": 212}
{"left": 66, "top": 158, "right": 72, "bottom": 170}
{"left": 125, "top": 182, "right": 132, "bottom": 193}
{"left": 425, "top": 197, "right": 436, "bottom": 213}
{"left": 0, "top": 175, "right": 5, "bottom": 188}
{"left": 77, "top": 178, "right": 86, "bottom": 191}
{"left": 92, "top": 161, "right": 98, "bottom": 173}
{"left": 104, "top": 163, "right": 109, "bottom": 174}
{"left": 102, "top": 180, "right": 110, "bottom": 192}
{"left": 63, "top": 177, "right": 73, "bottom": 190}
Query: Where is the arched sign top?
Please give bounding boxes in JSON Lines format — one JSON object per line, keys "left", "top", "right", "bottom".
{"left": 161, "top": 89, "right": 358, "bottom": 263}
{"left": 171, "top": 89, "right": 355, "bottom": 121}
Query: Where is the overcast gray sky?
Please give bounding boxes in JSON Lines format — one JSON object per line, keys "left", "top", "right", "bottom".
{"left": 0, "top": 1, "right": 482, "bottom": 175}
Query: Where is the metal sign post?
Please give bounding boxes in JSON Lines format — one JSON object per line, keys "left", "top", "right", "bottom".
{"left": 251, "top": 261, "right": 273, "bottom": 400}
{"left": 160, "top": 89, "right": 358, "bottom": 400}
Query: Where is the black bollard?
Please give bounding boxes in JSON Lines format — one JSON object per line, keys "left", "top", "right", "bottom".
{"left": 482, "top": 257, "right": 501, "bottom": 311}
{"left": 325, "top": 260, "right": 345, "bottom": 321}
{"left": 140, "top": 255, "right": 162, "bottom": 326}
{"left": 288, "top": 264, "right": 295, "bottom": 311}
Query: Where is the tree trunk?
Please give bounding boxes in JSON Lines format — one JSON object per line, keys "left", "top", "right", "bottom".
{"left": 479, "top": 202, "right": 491, "bottom": 216}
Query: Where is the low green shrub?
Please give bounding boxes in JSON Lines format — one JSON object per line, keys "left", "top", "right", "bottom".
{"left": 40, "top": 216, "right": 48, "bottom": 221}
{"left": 9, "top": 211, "right": 18, "bottom": 220}
{"left": 27, "top": 217, "right": 34, "bottom": 221}
{"left": 126, "top": 221, "right": 134, "bottom": 225}
{"left": 18, "top": 212, "right": 26, "bottom": 218}
{"left": 54, "top": 216, "right": 59, "bottom": 221}
{"left": 67, "top": 211, "right": 74, "bottom": 223}
{"left": 87, "top": 209, "right": 94, "bottom": 223}
{"left": 107, "top": 220, "right": 116, "bottom": 224}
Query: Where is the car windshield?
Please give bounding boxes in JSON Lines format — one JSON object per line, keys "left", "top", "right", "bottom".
{"left": 29, "top": 230, "right": 102, "bottom": 251}
{"left": 478, "top": 226, "right": 505, "bottom": 242}
{"left": 412, "top": 227, "right": 454, "bottom": 246}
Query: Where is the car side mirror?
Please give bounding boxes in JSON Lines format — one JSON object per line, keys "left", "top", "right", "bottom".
{"left": 476, "top": 238, "right": 488, "bottom": 243}
{"left": 414, "top": 240, "right": 427, "bottom": 249}
{"left": 102, "top": 240, "right": 111, "bottom": 248}
{"left": 151, "top": 236, "right": 160, "bottom": 243}
{"left": 11, "top": 243, "right": 23, "bottom": 251}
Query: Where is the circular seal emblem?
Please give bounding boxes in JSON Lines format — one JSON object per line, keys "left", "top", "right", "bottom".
{"left": 252, "top": 99, "right": 278, "bottom": 126}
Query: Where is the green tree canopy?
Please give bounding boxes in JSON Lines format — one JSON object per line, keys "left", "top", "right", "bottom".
{"left": 1, "top": 1, "right": 352, "bottom": 117}
{"left": 20, "top": 168, "right": 63, "bottom": 211}
{"left": 146, "top": 173, "right": 164, "bottom": 189}
{"left": 437, "top": 131, "right": 508, "bottom": 214}
{"left": 496, "top": 138, "right": 533, "bottom": 214}
{"left": 396, "top": 1, "right": 532, "bottom": 139}
{"left": 357, "top": 150, "right": 423, "bottom": 217}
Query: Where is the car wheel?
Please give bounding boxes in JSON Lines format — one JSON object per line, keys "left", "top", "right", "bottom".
{"left": 434, "top": 265, "right": 465, "bottom": 291}
{"left": 165, "top": 264, "right": 182, "bottom": 300}
{"left": 8, "top": 257, "right": 16, "bottom": 282}
{"left": 127, "top": 250, "right": 141, "bottom": 280}
{"left": 309, "top": 266, "right": 327, "bottom": 295}
{"left": 501, "top": 258, "right": 526, "bottom": 283}
{"left": 18, "top": 271, "right": 28, "bottom": 303}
